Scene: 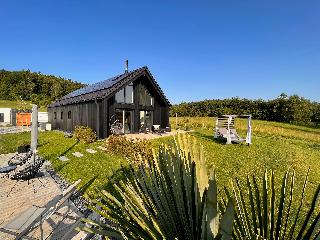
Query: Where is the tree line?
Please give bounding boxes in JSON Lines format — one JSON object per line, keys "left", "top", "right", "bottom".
{"left": 0, "top": 69, "right": 85, "bottom": 107}
{"left": 170, "top": 93, "right": 320, "bottom": 125}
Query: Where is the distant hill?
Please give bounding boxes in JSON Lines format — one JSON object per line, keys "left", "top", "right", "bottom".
{"left": 0, "top": 69, "right": 85, "bottom": 109}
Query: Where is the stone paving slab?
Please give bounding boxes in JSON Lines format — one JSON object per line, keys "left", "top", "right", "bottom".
{"left": 86, "top": 148, "right": 97, "bottom": 154}
{"left": 58, "top": 156, "right": 70, "bottom": 162}
{"left": 72, "top": 152, "right": 83, "bottom": 158}
{"left": 124, "top": 131, "right": 177, "bottom": 141}
{"left": 97, "top": 146, "right": 107, "bottom": 151}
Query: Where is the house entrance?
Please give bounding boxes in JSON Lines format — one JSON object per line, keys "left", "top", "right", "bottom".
{"left": 139, "top": 110, "right": 153, "bottom": 132}
{"left": 115, "top": 109, "right": 133, "bottom": 134}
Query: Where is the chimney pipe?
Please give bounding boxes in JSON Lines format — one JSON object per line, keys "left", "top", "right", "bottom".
{"left": 125, "top": 60, "right": 128, "bottom": 73}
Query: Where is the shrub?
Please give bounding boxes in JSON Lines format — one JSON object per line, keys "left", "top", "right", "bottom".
{"left": 105, "top": 135, "right": 153, "bottom": 164}
{"left": 81, "top": 134, "right": 234, "bottom": 239}
{"left": 73, "top": 125, "right": 96, "bottom": 143}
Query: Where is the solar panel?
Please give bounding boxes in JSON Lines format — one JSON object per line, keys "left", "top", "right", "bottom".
{"left": 62, "top": 74, "right": 125, "bottom": 99}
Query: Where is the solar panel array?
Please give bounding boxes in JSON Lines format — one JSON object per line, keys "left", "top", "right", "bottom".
{"left": 62, "top": 74, "right": 125, "bottom": 100}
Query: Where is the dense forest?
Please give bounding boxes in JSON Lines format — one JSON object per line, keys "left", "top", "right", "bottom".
{"left": 170, "top": 93, "right": 320, "bottom": 125}
{"left": 0, "top": 69, "right": 85, "bottom": 107}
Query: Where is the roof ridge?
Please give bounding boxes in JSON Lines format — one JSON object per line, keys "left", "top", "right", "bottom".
{"left": 49, "top": 65, "right": 171, "bottom": 108}
{"left": 60, "top": 66, "right": 147, "bottom": 101}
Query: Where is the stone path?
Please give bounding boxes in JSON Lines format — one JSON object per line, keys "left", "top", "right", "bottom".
{"left": 97, "top": 146, "right": 107, "bottom": 151}
{"left": 72, "top": 152, "right": 83, "bottom": 158}
{"left": 58, "top": 156, "right": 70, "bottom": 162}
{"left": 125, "top": 131, "right": 177, "bottom": 141}
{"left": 86, "top": 148, "right": 97, "bottom": 154}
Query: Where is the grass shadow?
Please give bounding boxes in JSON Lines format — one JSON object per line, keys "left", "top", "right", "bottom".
{"left": 95, "top": 165, "right": 132, "bottom": 199}
{"left": 59, "top": 140, "right": 79, "bottom": 156}
{"left": 78, "top": 176, "right": 98, "bottom": 194}
{"left": 190, "top": 131, "right": 227, "bottom": 145}
{"left": 38, "top": 141, "right": 49, "bottom": 148}
{"left": 54, "top": 162, "right": 70, "bottom": 172}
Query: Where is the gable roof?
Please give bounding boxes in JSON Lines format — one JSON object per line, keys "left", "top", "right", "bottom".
{"left": 48, "top": 66, "right": 170, "bottom": 107}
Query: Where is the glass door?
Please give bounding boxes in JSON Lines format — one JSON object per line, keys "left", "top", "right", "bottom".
{"left": 139, "top": 110, "right": 153, "bottom": 131}
{"left": 115, "top": 109, "right": 133, "bottom": 134}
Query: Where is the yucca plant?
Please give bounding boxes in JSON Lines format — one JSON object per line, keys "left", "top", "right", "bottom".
{"left": 226, "top": 169, "right": 320, "bottom": 240}
{"left": 80, "top": 134, "right": 234, "bottom": 239}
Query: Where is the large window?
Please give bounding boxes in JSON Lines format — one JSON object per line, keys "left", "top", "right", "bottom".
{"left": 139, "top": 85, "right": 154, "bottom": 106}
{"left": 115, "top": 88, "right": 125, "bottom": 103}
{"left": 115, "top": 83, "right": 134, "bottom": 104}
{"left": 0, "top": 113, "right": 4, "bottom": 122}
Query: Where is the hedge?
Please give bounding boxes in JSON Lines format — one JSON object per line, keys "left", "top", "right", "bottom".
{"left": 170, "top": 93, "right": 320, "bottom": 125}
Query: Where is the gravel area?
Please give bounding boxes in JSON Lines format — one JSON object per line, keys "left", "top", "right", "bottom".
{"left": 45, "top": 164, "right": 92, "bottom": 216}
{"left": 0, "top": 126, "right": 30, "bottom": 134}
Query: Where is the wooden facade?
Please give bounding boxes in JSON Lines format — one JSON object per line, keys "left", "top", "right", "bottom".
{"left": 48, "top": 67, "right": 170, "bottom": 139}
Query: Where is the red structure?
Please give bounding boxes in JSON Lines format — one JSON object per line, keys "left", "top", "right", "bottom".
{"left": 16, "top": 113, "right": 31, "bottom": 126}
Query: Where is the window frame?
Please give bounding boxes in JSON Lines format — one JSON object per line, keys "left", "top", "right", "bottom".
{"left": 115, "top": 82, "right": 134, "bottom": 104}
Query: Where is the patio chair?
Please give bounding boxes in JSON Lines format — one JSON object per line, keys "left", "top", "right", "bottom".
{"left": 0, "top": 179, "right": 81, "bottom": 239}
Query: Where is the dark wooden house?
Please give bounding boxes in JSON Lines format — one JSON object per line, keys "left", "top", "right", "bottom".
{"left": 48, "top": 66, "right": 171, "bottom": 138}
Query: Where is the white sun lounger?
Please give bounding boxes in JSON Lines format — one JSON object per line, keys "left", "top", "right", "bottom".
{"left": 214, "top": 115, "right": 252, "bottom": 145}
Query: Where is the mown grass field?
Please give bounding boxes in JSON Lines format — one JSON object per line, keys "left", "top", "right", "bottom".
{"left": 0, "top": 100, "right": 47, "bottom": 111}
{"left": 171, "top": 117, "right": 320, "bottom": 218}
{"left": 1, "top": 118, "right": 319, "bottom": 204}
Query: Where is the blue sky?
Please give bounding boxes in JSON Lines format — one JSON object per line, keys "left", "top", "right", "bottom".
{"left": 0, "top": 0, "right": 319, "bottom": 103}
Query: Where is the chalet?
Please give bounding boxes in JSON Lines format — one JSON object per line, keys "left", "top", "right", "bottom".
{"left": 48, "top": 65, "right": 171, "bottom": 138}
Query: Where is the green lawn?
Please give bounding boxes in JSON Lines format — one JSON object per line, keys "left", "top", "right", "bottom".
{"left": 1, "top": 118, "right": 319, "bottom": 203}
{"left": 0, "top": 131, "right": 127, "bottom": 195}
{"left": 170, "top": 117, "right": 320, "bottom": 214}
